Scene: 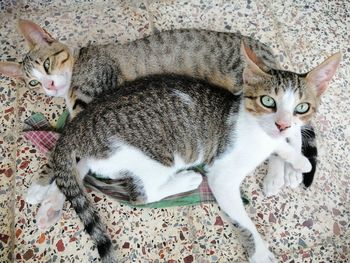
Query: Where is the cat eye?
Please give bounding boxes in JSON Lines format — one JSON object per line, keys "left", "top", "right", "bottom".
{"left": 295, "top": 102, "right": 310, "bottom": 114}
{"left": 260, "top": 95, "right": 276, "bottom": 108}
{"left": 43, "top": 58, "right": 50, "bottom": 72}
{"left": 29, "top": 80, "right": 40, "bottom": 86}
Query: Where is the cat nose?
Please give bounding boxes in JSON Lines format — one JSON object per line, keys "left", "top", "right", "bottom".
{"left": 47, "top": 80, "right": 55, "bottom": 90}
{"left": 275, "top": 121, "right": 290, "bottom": 132}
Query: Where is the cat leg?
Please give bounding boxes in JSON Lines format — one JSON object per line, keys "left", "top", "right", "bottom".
{"left": 275, "top": 139, "right": 311, "bottom": 174}
{"left": 36, "top": 158, "right": 90, "bottom": 229}
{"left": 263, "top": 154, "right": 285, "bottom": 197}
{"left": 283, "top": 129, "right": 303, "bottom": 188}
{"left": 26, "top": 164, "right": 55, "bottom": 205}
{"left": 36, "top": 182, "right": 65, "bottom": 230}
{"left": 26, "top": 182, "right": 51, "bottom": 205}
{"left": 90, "top": 145, "right": 204, "bottom": 205}
{"left": 208, "top": 167, "right": 278, "bottom": 263}
{"left": 264, "top": 127, "right": 303, "bottom": 196}
{"left": 140, "top": 170, "right": 203, "bottom": 204}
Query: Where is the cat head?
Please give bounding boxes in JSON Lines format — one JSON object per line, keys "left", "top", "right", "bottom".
{"left": 0, "top": 19, "right": 74, "bottom": 97}
{"left": 241, "top": 42, "right": 341, "bottom": 138}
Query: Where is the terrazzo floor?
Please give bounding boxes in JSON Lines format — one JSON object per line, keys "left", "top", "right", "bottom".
{"left": 0, "top": 0, "right": 349, "bottom": 262}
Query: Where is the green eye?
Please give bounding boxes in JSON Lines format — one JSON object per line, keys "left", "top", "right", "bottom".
{"left": 295, "top": 102, "right": 310, "bottom": 114}
{"left": 43, "top": 58, "right": 50, "bottom": 72}
{"left": 260, "top": 95, "right": 276, "bottom": 108}
{"left": 29, "top": 80, "right": 40, "bottom": 86}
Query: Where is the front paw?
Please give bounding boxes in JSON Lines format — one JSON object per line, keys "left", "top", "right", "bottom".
{"left": 284, "top": 164, "right": 303, "bottom": 188}
{"left": 291, "top": 155, "right": 312, "bottom": 174}
{"left": 263, "top": 171, "right": 284, "bottom": 197}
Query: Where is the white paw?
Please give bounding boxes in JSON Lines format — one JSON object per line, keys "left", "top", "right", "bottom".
{"left": 263, "top": 166, "right": 284, "bottom": 197}
{"left": 250, "top": 248, "right": 278, "bottom": 263}
{"left": 26, "top": 183, "right": 51, "bottom": 205}
{"left": 36, "top": 193, "right": 65, "bottom": 230}
{"left": 284, "top": 164, "right": 303, "bottom": 188}
{"left": 292, "top": 155, "right": 312, "bottom": 173}
{"left": 179, "top": 171, "right": 203, "bottom": 192}
{"left": 263, "top": 173, "right": 284, "bottom": 197}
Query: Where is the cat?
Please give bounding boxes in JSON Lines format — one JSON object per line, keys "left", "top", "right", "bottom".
{"left": 0, "top": 20, "right": 317, "bottom": 193}
{"left": 0, "top": 20, "right": 318, "bottom": 228}
{"left": 40, "top": 42, "right": 340, "bottom": 263}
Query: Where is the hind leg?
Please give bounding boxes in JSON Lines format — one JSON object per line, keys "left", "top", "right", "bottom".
{"left": 143, "top": 170, "right": 203, "bottom": 203}
{"left": 36, "top": 183, "right": 65, "bottom": 230}
{"left": 87, "top": 144, "right": 203, "bottom": 205}
{"left": 208, "top": 167, "right": 277, "bottom": 263}
{"left": 208, "top": 156, "right": 279, "bottom": 263}
{"left": 88, "top": 145, "right": 203, "bottom": 205}
{"left": 125, "top": 168, "right": 202, "bottom": 205}
{"left": 26, "top": 164, "right": 55, "bottom": 205}
{"left": 36, "top": 158, "right": 90, "bottom": 229}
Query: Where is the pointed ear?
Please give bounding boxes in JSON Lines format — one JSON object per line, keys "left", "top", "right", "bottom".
{"left": 306, "top": 52, "right": 341, "bottom": 96}
{"left": 17, "top": 19, "right": 55, "bottom": 48}
{"left": 0, "top": 61, "right": 24, "bottom": 79}
{"left": 241, "top": 41, "right": 271, "bottom": 85}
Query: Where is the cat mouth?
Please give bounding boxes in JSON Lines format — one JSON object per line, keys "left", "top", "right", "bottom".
{"left": 269, "top": 129, "right": 287, "bottom": 138}
{"left": 44, "top": 85, "right": 68, "bottom": 97}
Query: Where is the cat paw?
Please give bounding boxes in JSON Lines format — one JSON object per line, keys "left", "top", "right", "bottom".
{"left": 36, "top": 194, "right": 65, "bottom": 230}
{"left": 263, "top": 172, "right": 284, "bottom": 197}
{"left": 250, "top": 248, "right": 278, "bottom": 263}
{"left": 26, "top": 183, "right": 51, "bottom": 205}
{"left": 177, "top": 171, "right": 203, "bottom": 192}
{"left": 284, "top": 164, "right": 303, "bottom": 188}
{"left": 291, "top": 155, "right": 312, "bottom": 174}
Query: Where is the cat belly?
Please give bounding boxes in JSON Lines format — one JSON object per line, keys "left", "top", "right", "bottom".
{"left": 86, "top": 143, "right": 204, "bottom": 203}
{"left": 86, "top": 143, "right": 202, "bottom": 181}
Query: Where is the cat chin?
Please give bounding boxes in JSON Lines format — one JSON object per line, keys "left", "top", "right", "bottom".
{"left": 44, "top": 86, "right": 68, "bottom": 97}
{"left": 267, "top": 130, "right": 287, "bottom": 139}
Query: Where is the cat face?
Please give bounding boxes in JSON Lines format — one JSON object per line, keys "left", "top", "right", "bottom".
{"left": 0, "top": 20, "right": 74, "bottom": 97}
{"left": 241, "top": 42, "right": 341, "bottom": 138}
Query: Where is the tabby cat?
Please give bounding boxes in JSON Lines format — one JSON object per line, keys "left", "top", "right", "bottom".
{"left": 0, "top": 20, "right": 318, "bottom": 228}
{"left": 0, "top": 20, "right": 317, "bottom": 194}
{"left": 40, "top": 42, "right": 340, "bottom": 262}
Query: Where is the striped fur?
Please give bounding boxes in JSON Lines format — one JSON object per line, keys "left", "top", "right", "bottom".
{"left": 52, "top": 75, "right": 240, "bottom": 262}
{"left": 0, "top": 21, "right": 319, "bottom": 187}
{"left": 50, "top": 66, "right": 334, "bottom": 261}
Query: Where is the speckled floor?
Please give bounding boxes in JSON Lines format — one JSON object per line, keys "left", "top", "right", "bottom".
{"left": 0, "top": 0, "right": 349, "bottom": 262}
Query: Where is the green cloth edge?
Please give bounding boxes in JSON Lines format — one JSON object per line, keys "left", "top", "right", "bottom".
{"left": 121, "top": 192, "right": 203, "bottom": 208}
{"left": 55, "top": 109, "right": 70, "bottom": 132}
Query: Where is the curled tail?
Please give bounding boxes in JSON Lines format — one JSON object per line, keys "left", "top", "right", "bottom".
{"left": 301, "top": 125, "right": 318, "bottom": 187}
{"left": 52, "top": 141, "right": 116, "bottom": 263}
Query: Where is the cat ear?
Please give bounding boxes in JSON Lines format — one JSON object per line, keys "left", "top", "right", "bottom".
{"left": 0, "top": 61, "right": 24, "bottom": 79}
{"left": 17, "top": 19, "right": 55, "bottom": 48}
{"left": 241, "top": 41, "right": 271, "bottom": 85}
{"left": 305, "top": 52, "right": 341, "bottom": 96}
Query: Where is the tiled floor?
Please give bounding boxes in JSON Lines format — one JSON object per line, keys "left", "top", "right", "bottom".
{"left": 0, "top": 0, "right": 349, "bottom": 262}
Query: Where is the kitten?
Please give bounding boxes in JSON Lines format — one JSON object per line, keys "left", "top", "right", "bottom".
{"left": 43, "top": 43, "right": 340, "bottom": 263}
{"left": 0, "top": 20, "right": 317, "bottom": 196}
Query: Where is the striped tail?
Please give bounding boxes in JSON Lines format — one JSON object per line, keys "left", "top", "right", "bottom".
{"left": 301, "top": 125, "right": 318, "bottom": 187}
{"left": 52, "top": 141, "right": 116, "bottom": 263}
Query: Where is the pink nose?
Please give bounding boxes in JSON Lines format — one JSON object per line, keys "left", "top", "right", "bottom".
{"left": 46, "top": 80, "right": 55, "bottom": 90}
{"left": 275, "top": 122, "right": 290, "bottom": 132}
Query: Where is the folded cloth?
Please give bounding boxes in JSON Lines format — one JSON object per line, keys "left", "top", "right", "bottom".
{"left": 23, "top": 111, "right": 225, "bottom": 208}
